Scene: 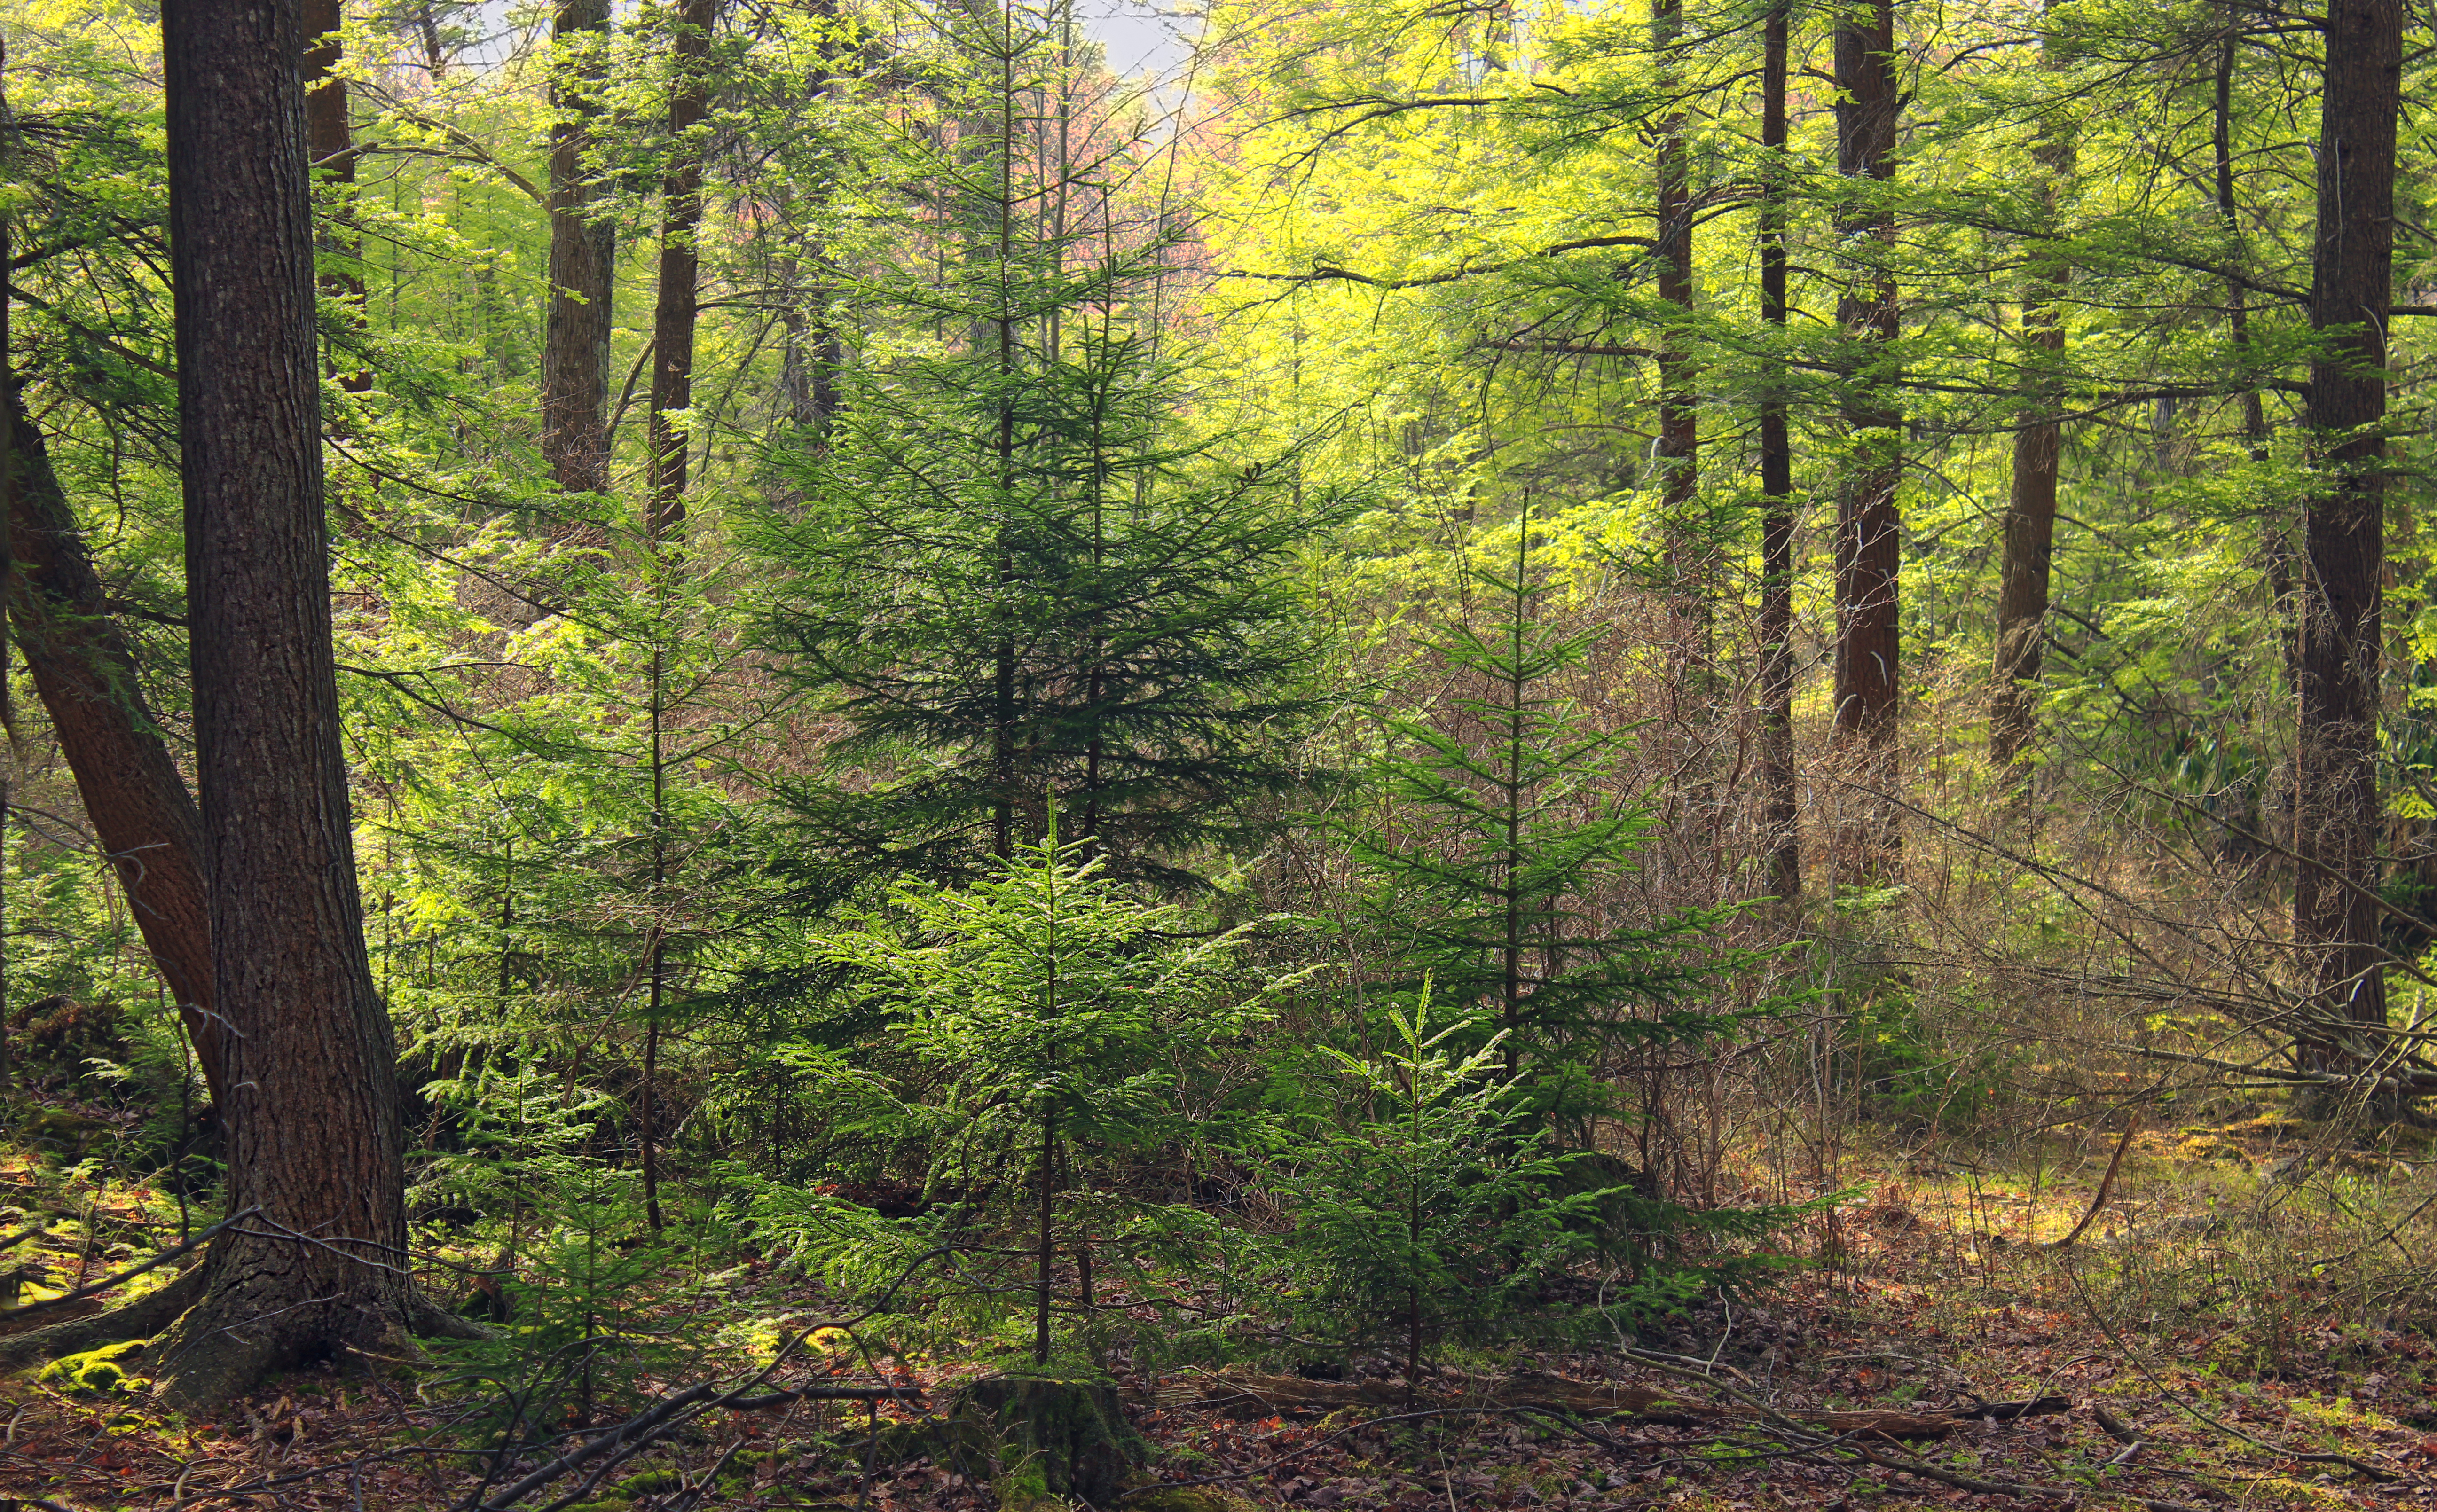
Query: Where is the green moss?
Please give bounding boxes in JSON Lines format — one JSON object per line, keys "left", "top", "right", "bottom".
{"left": 34, "top": 1339, "right": 150, "bottom": 1395}
{"left": 611, "top": 1468, "right": 683, "bottom": 1495}
{"left": 561, "top": 1501, "right": 635, "bottom": 1512}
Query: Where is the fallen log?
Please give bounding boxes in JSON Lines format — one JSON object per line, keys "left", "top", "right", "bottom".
{"left": 1158, "top": 1370, "right": 2068, "bottom": 1442}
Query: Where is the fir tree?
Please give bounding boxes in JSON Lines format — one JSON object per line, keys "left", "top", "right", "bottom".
{"left": 757, "top": 2, "right": 1333, "bottom": 890}
{"left": 1350, "top": 520, "right": 1768, "bottom": 1142}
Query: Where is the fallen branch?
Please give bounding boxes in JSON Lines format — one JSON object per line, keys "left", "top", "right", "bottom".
{"left": 2053, "top": 1114, "right": 2141, "bottom": 1249}
{"left": 0, "top": 1207, "right": 257, "bottom": 1322}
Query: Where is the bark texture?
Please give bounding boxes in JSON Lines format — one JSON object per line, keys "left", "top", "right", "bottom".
{"left": 3, "top": 398, "right": 225, "bottom": 1102}
{"left": 2293, "top": 0, "right": 2400, "bottom": 1054}
{"left": 1830, "top": 0, "right": 1902, "bottom": 877}
{"left": 543, "top": 0, "right": 616, "bottom": 497}
{"left": 1756, "top": 0, "right": 1798, "bottom": 902}
{"left": 153, "top": 0, "right": 415, "bottom": 1407}
{"left": 1988, "top": 6, "right": 2073, "bottom": 776}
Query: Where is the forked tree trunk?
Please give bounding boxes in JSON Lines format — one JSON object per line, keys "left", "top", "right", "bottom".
{"left": 2293, "top": 0, "right": 2400, "bottom": 1070}
{"left": 1830, "top": 0, "right": 1902, "bottom": 879}
{"left": 152, "top": 0, "right": 421, "bottom": 1407}
{"left": 3, "top": 400, "right": 226, "bottom": 1103}
{"left": 542, "top": 0, "right": 616, "bottom": 497}
{"left": 1988, "top": 6, "right": 2073, "bottom": 778}
{"left": 1756, "top": 0, "right": 1799, "bottom": 902}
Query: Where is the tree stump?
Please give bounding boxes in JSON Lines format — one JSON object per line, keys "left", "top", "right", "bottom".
{"left": 943, "top": 1373, "right": 1145, "bottom": 1510}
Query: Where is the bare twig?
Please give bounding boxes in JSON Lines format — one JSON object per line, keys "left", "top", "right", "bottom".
{"left": 2053, "top": 1113, "right": 2141, "bottom": 1249}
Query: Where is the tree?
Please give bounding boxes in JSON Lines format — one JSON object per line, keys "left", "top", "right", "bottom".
{"left": 765, "top": 4, "right": 1329, "bottom": 888}
{"left": 1347, "top": 525, "right": 1754, "bottom": 1140}
{"left": 2292, "top": 0, "right": 2400, "bottom": 1074}
{"left": 1988, "top": 2, "right": 2074, "bottom": 779}
{"left": 1829, "top": 0, "right": 1902, "bottom": 878}
{"left": 1755, "top": 0, "right": 1798, "bottom": 901}
{"left": 302, "top": 0, "right": 368, "bottom": 393}
{"left": 3, "top": 400, "right": 224, "bottom": 1102}
{"left": 646, "top": 0, "right": 720, "bottom": 541}
{"left": 542, "top": 0, "right": 616, "bottom": 499}
{"left": 148, "top": 0, "right": 461, "bottom": 1405}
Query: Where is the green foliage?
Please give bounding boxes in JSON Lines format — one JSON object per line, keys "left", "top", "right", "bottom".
{"left": 431, "top": 1167, "right": 716, "bottom": 1464}
{"left": 1254, "top": 991, "right": 1602, "bottom": 1375}
{"left": 755, "top": 824, "right": 1304, "bottom": 1360}
{"left": 1346, "top": 524, "right": 1774, "bottom": 1135}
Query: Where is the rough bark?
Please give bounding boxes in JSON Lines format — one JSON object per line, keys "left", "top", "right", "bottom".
{"left": 2293, "top": 0, "right": 2400, "bottom": 1060}
{"left": 152, "top": 0, "right": 417, "bottom": 1407}
{"left": 646, "top": 0, "right": 718, "bottom": 541}
{"left": 1757, "top": 0, "right": 1799, "bottom": 902}
{"left": 542, "top": 0, "right": 615, "bottom": 497}
{"left": 1830, "top": 0, "right": 1902, "bottom": 878}
{"left": 1988, "top": 6, "right": 2073, "bottom": 777}
{"left": 3, "top": 398, "right": 226, "bottom": 1103}
{"left": 301, "top": 0, "right": 369, "bottom": 393}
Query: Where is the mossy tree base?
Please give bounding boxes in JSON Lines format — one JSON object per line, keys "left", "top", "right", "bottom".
{"left": 942, "top": 1373, "right": 1146, "bottom": 1510}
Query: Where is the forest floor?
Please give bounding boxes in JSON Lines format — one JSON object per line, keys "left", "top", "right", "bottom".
{"left": 0, "top": 1112, "right": 2432, "bottom": 1511}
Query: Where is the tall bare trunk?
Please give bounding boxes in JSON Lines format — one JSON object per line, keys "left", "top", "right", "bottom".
{"left": 542, "top": 0, "right": 615, "bottom": 496}
{"left": 1653, "top": 0, "right": 1698, "bottom": 634}
{"left": 302, "top": 0, "right": 369, "bottom": 393}
{"left": 1988, "top": 6, "right": 2073, "bottom": 777}
{"left": 637, "top": 0, "right": 718, "bottom": 1229}
{"left": 1757, "top": 0, "right": 1799, "bottom": 902}
{"left": 2293, "top": 0, "right": 2400, "bottom": 1067}
{"left": 646, "top": 0, "right": 718, "bottom": 541}
{"left": 1830, "top": 0, "right": 1902, "bottom": 879}
{"left": 153, "top": 0, "right": 416, "bottom": 1407}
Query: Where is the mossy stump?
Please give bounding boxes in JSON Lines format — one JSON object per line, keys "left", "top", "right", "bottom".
{"left": 943, "top": 1373, "right": 1145, "bottom": 1511}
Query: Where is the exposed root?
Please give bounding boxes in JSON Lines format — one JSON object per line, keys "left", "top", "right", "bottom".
{"left": 0, "top": 1261, "right": 205, "bottom": 1370}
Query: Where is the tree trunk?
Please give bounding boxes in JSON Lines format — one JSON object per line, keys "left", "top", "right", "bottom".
{"left": 1653, "top": 0, "right": 1698, "bottom": 644}
{"left": 646, "top": 0, "right": 719, "bottom": 541}
{"left": 2292, "top": 0, "right": 2400, "bottom": 1068}
{"left": 151, "top": 0, "right": 417, "bottom": 1407}
{"left": 1988, "top": 7, "right": 2073, "bottom": 778}
{"left": 3, "top": 400, "right": 227, "bottom": 1103}
{"left": 542, "top": 0, "right": 615, "bottom": 497}
{"left": 301, "top": 0, "right": 368, "bottom": 394}
{"left": 1756, "top": 0, "right": 1798, "bottom": 902}
{"left": 1829, "top": 0, "right": 1901, "bottom": 880}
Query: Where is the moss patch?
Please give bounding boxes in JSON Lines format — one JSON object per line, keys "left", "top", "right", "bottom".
{"left": 33, "top": 1339, "right": 150, "bottom": 1395}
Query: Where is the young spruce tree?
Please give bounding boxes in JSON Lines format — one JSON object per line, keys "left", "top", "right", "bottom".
{"left": 759, "top": 0, "right": 1331, "bottom": 890}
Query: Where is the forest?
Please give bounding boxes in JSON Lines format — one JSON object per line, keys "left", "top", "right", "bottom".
{"left": 0, "top": 0, "right": 2431, "bottom": 1507}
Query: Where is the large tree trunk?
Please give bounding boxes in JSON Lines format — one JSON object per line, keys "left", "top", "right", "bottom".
{"left": 542, "top": 0, "right": 615, "bottom": 497}
{"left": 151, "top": 0, "right": 418, "bottom": 1408}
{"left": 2292, "top": 0, "right": 2400, "bottom": 1071}
{"left": 1829, "top": 0, "right": 1902, "bottom": 879}
{"left": 646, "top": 0, "right": 718, "bottom": 541}
{"left": 1988, "top": 7, "right": 2073, "bottom": 778}
{"left": 4, "top": 400, "right": 227, "bottom": 1103}
{"left": 1756, "top": 0, "right": 1798, "bottom": 902}
{"left": 301, "top": 0, "right": 369, "bottom": 394}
